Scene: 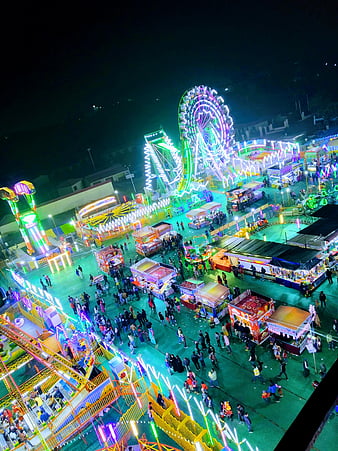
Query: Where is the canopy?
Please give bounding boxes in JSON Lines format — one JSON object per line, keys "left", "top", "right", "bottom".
{"left": 213, "top": 236, "right": 320, "bottom": 271}
{"left": 267, "top": 306, "right": 310, "bottom": 331}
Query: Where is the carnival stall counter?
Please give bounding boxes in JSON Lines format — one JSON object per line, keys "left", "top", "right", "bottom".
{"left": 228, "top": 290, "right": 274, "bottom": 344}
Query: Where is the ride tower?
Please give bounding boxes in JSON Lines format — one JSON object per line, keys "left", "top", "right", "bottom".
{"left": 0, "top": 181, "right": 50, "bottom": 255}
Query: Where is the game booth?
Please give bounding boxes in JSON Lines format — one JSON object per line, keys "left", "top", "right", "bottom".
{"left": 132, "top": 222, "right": 174, "bottom": 256}
{"left": 184, "top": 234, "right": 215, "bottom": 265}
{"left": 130, "top": 258, "right": 177, "bottom": 300}
{"left": 195, "top": 282, "right": 230, "bottom": 319}
{"left": 186, "top": 202, "right": 222, "bottom": 229}
{"left": 266, "top": 305, "right": 312, "bottom": 355}
{"left": 228, "top": 290, "right": 275, "bottom": 344}
{"left": 94, "top": 245, "right": 124, "bottom": 274}
{"left": 226, "top": 181, "right": 263, "bottom": 212}
{"left": 179, "top": 279, "right": 205, "bottom": 310}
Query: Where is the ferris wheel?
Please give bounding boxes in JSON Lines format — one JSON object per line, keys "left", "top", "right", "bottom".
{"left": 144, "top": 129, "right": 182, "bottom": 194}
{"left": 178, "top": 85, "right": 234, "bottom": 191}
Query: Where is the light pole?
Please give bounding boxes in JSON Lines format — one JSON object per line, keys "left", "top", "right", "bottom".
{"left": 87, "top": 147, "right": 96, "bottom": 171}
{"left": 286, "top": 187, "right": 290, "bottom": 206}
{"left": 114, "top": 190, "right": 120, "bottom": 204}
{"left": 126, "top": 166, "right": 137, "bottom": 193}
{"left": 304, "top": 170, "right": 309, "bottom": 192}
{"left": 48, "top": 214, "right": 58, "bottom": 236}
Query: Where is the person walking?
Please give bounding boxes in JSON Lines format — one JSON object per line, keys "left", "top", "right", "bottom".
{"left": 326, "top": 268, "right": 333, "bottom": 284}
{"left": 198, "top": 350, "right": 206, "bottom": 368}
{"left": 208, "top": 368, "right": 220, "bottom": 388}
{"left": 215, "top": 332, "right": 222, "bottom": 348}
{"left": 319, "top": 291, "right": 327, "bottom": 309}
{"left": 278, "top": 360, "right": 288, "bottom": 380}
{"left": 191, "top": 351, "right": 201, "bottom": 370}
{"left": 158, "top": 312, "right": 165, "bottom": 325}
{"left": 204, "top": 331, "right": 211, "bottom": 347}
{"left": 223, "top": 334, "right": 232, "bottom": 353}
{"left": 268, "top": 381, "right": 281, "bottom": 401}
{"left": 205, "top": 395, "right": 214, "bottom": 410}
{"left": 303, "top": 359, "right": 310, "bottom": 377}
{"left": 251, "top": 366, "right": 264, "bottom": 383}
{"left": 183, "top": 357, "right": 191, "bottom": 372}
{"left": 243, "top": 413, "right": 253, "bottom": 433}
{"left": 237, "top": 404, "right": 245, "bottom": 423}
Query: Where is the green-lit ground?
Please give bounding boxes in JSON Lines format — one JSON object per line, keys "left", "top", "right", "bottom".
{"left": 3, "top": 183, "right": 338, "bottom": 451}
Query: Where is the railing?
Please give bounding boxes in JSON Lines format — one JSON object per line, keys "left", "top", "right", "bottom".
{"left": 34, "top": 384, "right": 121, "bottom": 451}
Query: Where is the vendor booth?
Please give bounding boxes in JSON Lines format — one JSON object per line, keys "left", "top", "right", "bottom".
{"left": 226, "top": 181, "right": 263, "bottom": 212}
{"left": 195, "top": 282, "right": 230, "bottom": 319}
{"left": 94, "top": 245, "right": 124, "bottom": 274}
{"left": 210, "top": 236, "right": 326, "bottom": 291}
{"left": 132, "top": 222, "right": 173, "bottom": 256}
{"left": 228, "top": 290, "right": 275, "bottom": 344}
{"left": 267, "top": 162, "right": 301, "bottom": 188}
{"left": 186, "top": 202, "right": 222, "bottom": 229}
{"left": 130, "top": 258, "right": 177, "bottom": 300}
{"left": 266, "top": 306, "right": 312, "bottom": 355}
{"left": 179, "top": 279, "right": 205, "bottom": 310}
{"left": 210, "top": 236, "right": 274, "bottom": 275}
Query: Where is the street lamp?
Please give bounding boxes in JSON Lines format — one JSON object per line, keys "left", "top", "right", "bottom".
{"left": 114, "top": 190, "right": 120, "bottom": 204}
{"left": 87, "top": 147, "right": 96, "bottom": 171}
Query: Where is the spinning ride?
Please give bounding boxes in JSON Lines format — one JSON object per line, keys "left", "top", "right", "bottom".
{"left": 0, "top": 181, "right": 50, "bottom": 255}
{"left": 144, "top": 129, "right": 182, "bottom": 194}
{"left": 178, "top": 85, "right": 235, "bottom": 192}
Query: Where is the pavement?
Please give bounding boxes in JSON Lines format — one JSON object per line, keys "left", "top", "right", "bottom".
{"left": 5, "top": 180, "right": 338, "bottom": 451}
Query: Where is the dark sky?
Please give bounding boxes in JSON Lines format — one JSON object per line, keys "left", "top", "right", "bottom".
{"left": 0, "top": 2, "right": 337, "bottom": 183}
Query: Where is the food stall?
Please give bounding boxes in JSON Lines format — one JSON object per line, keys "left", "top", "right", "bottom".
{"left": 179, "top": 279, "right": 205, "bottom": 310}
{"left": 130, "top": 258, "right": 177, "bottom": 300}
{"left": 132, "top": 222, "right": 174, "bottom": 256}
{"left": 186, "top": 202, "right": 222, "bottom": 229}
{"left": 266, "top": 306, "right": 312, "bottom": 355}
{"left": 94, "top": 245, "right": 124, "bottom": 274}
{"left": 228, "top": 290, "right": 275, "bottom": 344}
{"left": 226, "top": 182, "right": 263, "bottom": 212}
{"left": 195, "top": 282, "right": 230, "bottom": 319}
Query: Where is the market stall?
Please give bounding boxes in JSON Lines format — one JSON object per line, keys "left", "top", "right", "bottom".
{"left": 210, "top": 236, "right": 274, "bottom": 274}
{"left": 130, "top": 258, "right": 177, "bottom": 300}
{"left": 228, "top": 290, "right": 275, "bottom": 344}
{"left": 186, "top": 202, "right": 222, "bottom": 229}
{"left": 267, "top": 162, "right": 302, "bottom": 188}
{"left": 94, "top": 245, "right": 124, "bottom": 274}
{"left": 226, "top": 181, "right": 263, "bottom": 212}
{"left": 132, "top": 222, "right": 174, "bottom": 256}
{"left": 266, "top": 305, "right": 312, "bottom": 355}
{"left": 179, "top": 279, "right": 205, "bottom": 310}
{"left": 210, "top": 236, "right": 326, "bottom": 291}
{"left": 195, "top": 282, "right": 230, "bottom": 319}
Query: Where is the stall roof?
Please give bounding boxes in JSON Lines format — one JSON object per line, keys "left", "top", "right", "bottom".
{"left": 297, "top": 219, "right": 338, "bottom": 238}
{"left": 198, "top": 282, "right": 229, "bottom": 301}
{"left": 267, "top": 306, "right": 310, "bottom": 331}
{"left": 213, "top": 236, "right": 320, "bottom": 270}
{"left": 310, "top": 205, "right": 338, "bottom": 218}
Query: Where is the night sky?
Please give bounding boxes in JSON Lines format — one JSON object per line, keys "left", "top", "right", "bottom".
{"left": 0, "top": 2, "right": 337, "bottom": 186}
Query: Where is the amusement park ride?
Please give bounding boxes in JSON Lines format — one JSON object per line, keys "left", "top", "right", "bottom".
{"left": 144, "top": 85, "right": 300, "bottom": 197}
{"left": 0, "top": 181, "right": 50, "bottom": 256}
